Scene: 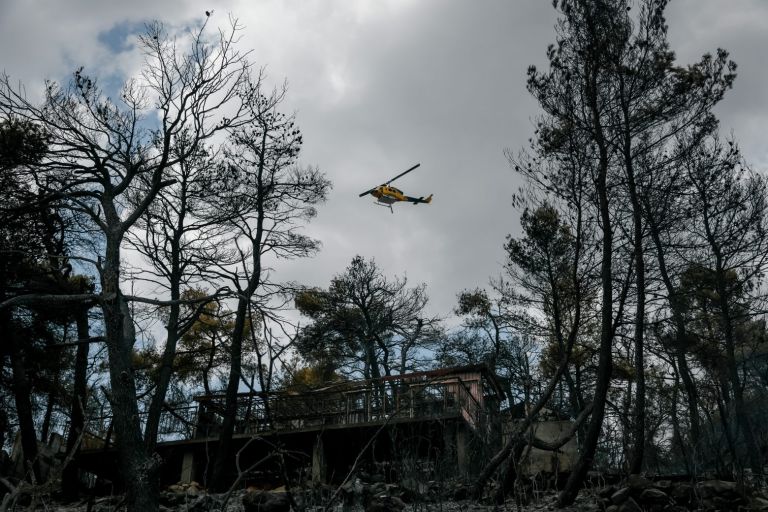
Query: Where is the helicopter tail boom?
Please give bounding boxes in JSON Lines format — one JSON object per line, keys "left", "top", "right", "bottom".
{"left": 406, "top": 193, "right": 433, "bottom": 205}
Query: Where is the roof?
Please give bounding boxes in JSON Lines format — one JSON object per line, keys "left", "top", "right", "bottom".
{"left": 194, "top": 363, "right": 506, "bottom": 402}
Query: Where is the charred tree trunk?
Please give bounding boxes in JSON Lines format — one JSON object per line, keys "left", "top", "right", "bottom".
{"left": 622, "top": 93, "right": 646, "bottom": 474}
{"left": 144, "top": 265, "right": 181, "bottom": 450}
{"left": 559, "top": 51, "right": 613, "bottom": 506}
{"left": 40, "top": 365, "right": 60, "bottom": 444}
{"left": 210, "top": 296, "right": 247, "bottom": 491}
{"left": 8, "top": 325, "right": 42, "bottom": 483}
{"left": 713, "top": 256, "right": 762, "bottom": 475}
{"left": 645, "top": 202, "right": 702, "bottom": 453}
{"left": 100, "top": 231, "right": 159, "bottom": 511}
{"left": 62, "top": 308, "right": 91, "bottom": 499}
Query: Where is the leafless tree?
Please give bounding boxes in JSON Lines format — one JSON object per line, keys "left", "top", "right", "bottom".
{"left": 0, "top": 17, "right": 261, "bottom": 510}
{"left": 205, "top": 86, "right": 331, "bottom": 490}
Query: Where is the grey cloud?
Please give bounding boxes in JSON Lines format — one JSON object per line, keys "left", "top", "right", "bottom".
{"left": 2, "top": 0, "right": 766, "bottom": 322}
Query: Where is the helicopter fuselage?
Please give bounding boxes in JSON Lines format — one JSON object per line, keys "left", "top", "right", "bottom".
{"left": 371, "top": 185, "right": 405, "bottom": 204}
{"left": 359, "top": 164, "right": 432, "bottom": 211}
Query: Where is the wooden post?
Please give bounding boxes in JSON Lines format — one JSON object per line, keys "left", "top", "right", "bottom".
{"left": 443, "top": 384, "right": 448, "bottom": 412}
{"left": 180, "top": 450, "right": 195, "bottom": 483}
{"left": 312, "top": 435, "right": 326, "bottom": 484}
{"left": 345, "top": 395, "right": 350, "bottom": 424}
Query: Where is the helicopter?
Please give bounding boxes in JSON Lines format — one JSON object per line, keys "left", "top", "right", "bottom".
{"left": 358, "top": 163, "right": 433, "bottom": 213}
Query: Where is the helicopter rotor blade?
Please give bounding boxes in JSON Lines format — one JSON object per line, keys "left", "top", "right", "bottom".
{"left": 359, "top": 183, "right": 386, "bottom": 197}
{"left": 385, "top": 163, "right": 420, "bottom": 185}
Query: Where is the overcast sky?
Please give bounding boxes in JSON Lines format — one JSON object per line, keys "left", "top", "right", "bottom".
{"left": 2, "top": 0, "right": 767, "bottom": 325}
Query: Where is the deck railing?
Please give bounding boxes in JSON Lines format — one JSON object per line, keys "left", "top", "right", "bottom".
{"left": 195, "top": 376, "right": 486, "bottom": 437}
{"left": 81, "top": 372, "right": 493, "bottom": 447}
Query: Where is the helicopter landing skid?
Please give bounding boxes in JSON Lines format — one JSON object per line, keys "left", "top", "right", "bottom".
{"left": 374, "top": 202, "right": 394, "bottom": 213}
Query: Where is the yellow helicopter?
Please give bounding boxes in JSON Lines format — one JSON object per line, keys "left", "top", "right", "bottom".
{"left": 359, "top": 163, "right": 433, "bottom": 213}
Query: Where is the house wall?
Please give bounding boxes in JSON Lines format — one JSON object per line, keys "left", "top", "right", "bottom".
{"left": 520, "top": 420, "right": 577, "bottom": 474}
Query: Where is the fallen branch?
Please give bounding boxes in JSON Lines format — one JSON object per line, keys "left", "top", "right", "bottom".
{"left": 523, "top": 402, "right": 593, "bottom": 452}
{"left": 0, "top": 292, "right": 103, "bottom": 311}
{"left": 219, "top": 436, "right": 279, "bottom": 510}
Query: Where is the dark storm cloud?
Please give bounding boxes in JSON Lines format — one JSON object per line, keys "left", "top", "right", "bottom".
{"left": 666, "top": 1, "right": 768, "bottom": 168}
{"left": 2, "top": 0, "right": 766, "bottom": 323}
{"left": 270, "top": 1, "right": 559, "bottom": 319}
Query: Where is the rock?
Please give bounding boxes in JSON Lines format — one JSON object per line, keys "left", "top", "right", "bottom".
{"left": 385, "top": 483, "right": 406, "bottom": 500}
{"left": 617, "top": 497, "right": 642, "bottom": 512}
{"left": 625, "top": 474, "right": 652, "bottom": 490}
{"left": 669, "top": 482, "right": 694, "bottom": 505}
{"left": 605, "top": 506, "right": 618, "bottom": 512}
{"left": 610, "top": 487, "right": 631, "bottom": 505}
{"left": 452, "top": 483, "right": 471, "bottom": 501}
{"left": 159, "top": 492, "right": 186, "bottom": 507}
{"left": 696, "top": 480, "right": 748, "bottom": 510}
{"left": 369, "top": 481, "right": 387, "bottom": 496}
{"left": 187, "top": 495, "right": 219, "bottom": 512}
{"left": 598, "top": 485, "right": 618, "bottom": 499}
{"left": 242, "top": 490, "right": 291, "bottom": 512}
{"left": 697, "top": 479, "right": 739, "bottom": 498}
{"left": 710, "top": 495, "right": 744, "bottom": 510}
{"left": 365, "top": 495, "right": 406, "bottom": 512}
{"left": 653, "top": 479, "right": 672, "bottom": 491}
{"left": 750, "top": 496, "right": 768, "bottom": 510}
{"left": 341, "top": 477, "right": 366, "bottom": 505}
{"left": 638, "top": 487, "right": 670, "bottom": 505}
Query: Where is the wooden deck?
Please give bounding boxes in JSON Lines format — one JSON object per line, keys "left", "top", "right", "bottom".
{"left": 80, "top": 365, "right": 504, "bottom": 451}
{"left": 199, "top": 376, "right": 481, "bottom": 435}
{"left": 73, "top": 366, "right": 505, "bottom": 487}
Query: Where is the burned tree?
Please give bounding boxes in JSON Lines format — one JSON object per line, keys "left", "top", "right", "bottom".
{"left": 0, "top": 18, "right": 260, "bottom": 510}
{"left": 515, "top": 0, "right": 738, "bottom": 502}
{"left": 206, "top": 87, "right": 330, "bottom": 490}
{"left": 296, "top": 255, "right": 441, "bottom": 382}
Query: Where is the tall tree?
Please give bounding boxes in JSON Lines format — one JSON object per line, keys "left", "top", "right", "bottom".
{"left": 207, "top": 86, "right": 330, "bottom": 490}
{"left": 1, "top": 19, "right": 257, "bottom": 510}
{"left": 295, "top": 255, "right": 440, "bottom": 382}
{"left": 521, "top": 1, "right": 737, "bottom": 500}
{"left": 472, "top": 199, "right": 593, "bottom": 498}
{"left": 525, "top": 2, "right": 618, "bottom": 501}
{"left": 126, "top": 129, "right": 236, "bottom": 451}
{"left": 680, "top": 136, "right": 768, "bottom": 474}
{"left": 604, "top": 5, "right": 735, "bottom": 472}
{"left": 0, "top": 118, "right": 84, "bottom": 484}
{"left": 504, "top": 205, "right": 592, "bottom": 414}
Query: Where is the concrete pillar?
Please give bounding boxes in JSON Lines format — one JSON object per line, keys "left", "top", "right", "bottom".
{"left": 312, "top": 435, "right": 326, "bottom": 484}
{"left": 180, "top": 450, "right": 195, "bottom": 483}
